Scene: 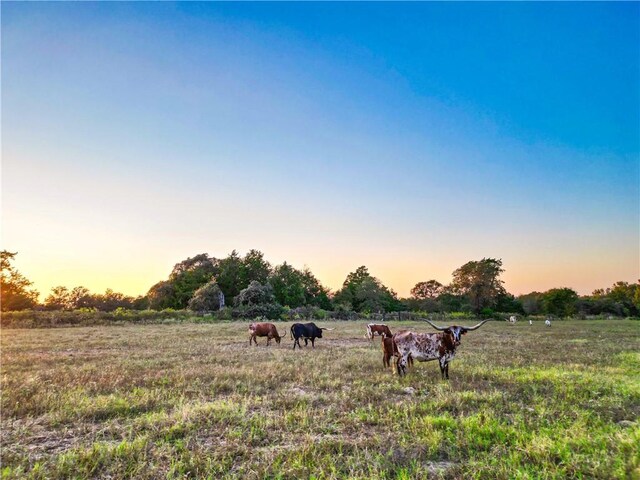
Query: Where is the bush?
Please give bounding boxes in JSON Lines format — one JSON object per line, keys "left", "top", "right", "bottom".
{"left": 233, "top": 281, "right": 283, "bottom": 320}
{"left": 187, "top": 281, "right": 224, "bottom": 312}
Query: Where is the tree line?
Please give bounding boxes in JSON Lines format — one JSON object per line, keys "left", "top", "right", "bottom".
{"left": 1, "top": 249, "right": 638, "bottom": 318}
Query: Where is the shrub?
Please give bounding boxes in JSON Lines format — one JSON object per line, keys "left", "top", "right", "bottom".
{"left": 187, "top": 281, "right": 224, "bottom": 313}
{"left": 233, "top": 281, "right": 283, "bottom": 320}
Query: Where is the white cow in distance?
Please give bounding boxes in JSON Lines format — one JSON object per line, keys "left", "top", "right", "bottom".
{"left": 508, "top": 315, "right": 517, "bottom": 323}
{"left": 545, "top": 319, "right": 551, "bottom": 327}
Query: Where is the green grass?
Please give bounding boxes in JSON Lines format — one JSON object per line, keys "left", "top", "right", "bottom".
{"left": 2, "top": 320, "right": 638, "bottom": 479}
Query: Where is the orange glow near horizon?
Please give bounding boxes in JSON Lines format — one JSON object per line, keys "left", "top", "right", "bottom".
{"left": 8, "top": 241, "right": 638, "bottom": 302}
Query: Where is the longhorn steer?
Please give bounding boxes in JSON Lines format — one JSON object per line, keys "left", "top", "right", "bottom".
{"left": 249, "top": 322, "right": 286, "bottom": 346}
{"left": 290, "top": 322, "right": 334, "bottom": 350}
{"left": 366, "top": 323, "right": 393, "bottom": 340}
{"left": 394, "top": 319, "right": 487, "bottom": 379}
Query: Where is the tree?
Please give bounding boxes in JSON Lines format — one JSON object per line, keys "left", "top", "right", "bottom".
{"left": 301, "top": 268, "right": 332, "bottom": 309}
{"left": 1, "top": 251, "right": 39, "bottom": 311}
{"left": 333, "top": 266, "right": 401, "bottom": 312}
{"left": 169, "top": 254, "right": 217, "bottom": 309}
{"left": 233, "top": 281, "right": 282, "bottom": 319}
{"left": 588, "top": 281, "right": 639, "bottom": 317}
{"left": 542, "top": 288, "right": 579, "bottom": 318}
{"left": 333, "top": 266, "right": 371, "bottom": 310}
{"left": 450, "top": 258, "right": 506, "bottom": 313}
{"left": 188, "top": 281, "right": 224, "bottom": 312}
{"left": 242, "top": 249, "right": 272, "bottom": 285}
{"left": 269, "top": 262, "right": 306, "bottom": 308}
{"left": 355, "top": 277, "right": 389, "bottom": 313}
{"left": 147, "top": 281, "right": 177, "bottom": 310}
{"left": 410, "top": 280, "right": 443, "bottom": 300}
{"left": 494, "top": 293, "right": 524, "bottom": 314}
{"left": 518, "top": 292, "right": 543, "bottom": 315}
{"left": 94, "top": 289, "right": 136, "bottom": 312}
{"left": 44, "top": 286, "right": 72, "bottom": 310}
{"left": 215, "top": 250, "right": 245, "bottom": 303}
{"left": 607, "top": 281, "right": 639, "bottom": 316}
{"left": 69, "top": 286, "right": 93, "bottom": 309}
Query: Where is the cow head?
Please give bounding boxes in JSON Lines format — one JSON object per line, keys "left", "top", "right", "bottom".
{"left": 424, "top": 319, "right": 488, "bottom": 346}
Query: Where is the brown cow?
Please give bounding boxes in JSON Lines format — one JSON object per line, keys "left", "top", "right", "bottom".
{"left": 366, "top": 323, "right": 393, "bottom": 340}
{"left": 249, "top": 322, "right": 286, "bottom": 346}
{"left": 382, "top": 336, "right": 413, "bottom": 369}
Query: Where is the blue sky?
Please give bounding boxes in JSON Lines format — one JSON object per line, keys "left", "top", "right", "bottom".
{"left": 2, "top": 2, "right": 638, "bottom": 297}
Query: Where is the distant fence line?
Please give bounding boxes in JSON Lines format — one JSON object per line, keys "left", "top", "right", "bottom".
{"left": 1, "top": 309, "right": 632, "bottom": 329}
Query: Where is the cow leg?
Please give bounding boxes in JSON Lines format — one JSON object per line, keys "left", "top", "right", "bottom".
{"left": 445, "top": 363, "right": 450, "bottom": 380}
{"left": 304, "top": 338, "right": 308, "bottom": 347}
{"left": 293, "top": 338, "right": 299, "bottom": 350}
{"left": 311, "top": 338, "right": 315, "bottom": 348}
{"left": 439, "top": 357, "right": 448, "bottom": 380}
{"left": 266, "top": 337, "right": 271, "bottom": 346}
{"left": 397, "top": 354, "right": 408, "bottom": 376}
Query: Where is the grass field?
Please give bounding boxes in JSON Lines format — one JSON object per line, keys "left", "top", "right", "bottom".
{"left": 1, "top": 320, "right": 638, "bottom": 479}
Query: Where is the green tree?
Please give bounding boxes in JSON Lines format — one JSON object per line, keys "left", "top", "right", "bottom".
{"left": 233, "top": 281, "right": 282, "bottom": 319}
{"left": 1, "top": 251, "right": 39, "bottom": 311}
{"left": 450, "top": 258, "right": 506, "bottom": 313}
{"left": 188, "top": 280, "right": 224, "bottom": 312}
{"left": 269, "top": 262, "right": 306, "bottom": 308}
{"left": 589, "top": 281, "right": 639, "bottom": 317}
{"left": 215, "top": 250, "right": 245, "bottom": 304}
{"left": 542, "top": 288, "right": 579, "bottom": 317}
{"left": 333, "top": 266, "right": 401, "bottom": 313}
{"left": 518, "top": 292, "right": 543, "bottom": 315}
{"left": 169, "top": 254, "right": 217, "bottom": 308}
{"left": 241, "top": 249, "right": 272, "bottom": 285}
{"left": 301, "top": 268, "right": 332, "bottom": 309}
{"left": 410, "top": 280, "right": 443, "bottom": 300}
{"left": 607, "top": 281, "right": 639, "bottom": 316}
{"left": 333, "top": 266, "right": 371, "bottom": 310}
{"left": 494, "top": 293, "right": 524, "bottom": 314}
{"left": 147, "top": 281, "right": 177, "bottom": 310}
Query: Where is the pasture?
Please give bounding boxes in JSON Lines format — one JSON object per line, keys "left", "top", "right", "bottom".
{"left": 1, "top": 320, "right": 638, "bottom": 479}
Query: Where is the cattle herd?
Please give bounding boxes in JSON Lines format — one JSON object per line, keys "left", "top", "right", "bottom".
{"left": 248, "top": 319, "right": 490, "bottom": 379}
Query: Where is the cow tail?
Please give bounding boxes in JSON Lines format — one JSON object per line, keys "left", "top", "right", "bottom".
{"left": 290, "top": 325, "right": 294, "bottom": 340}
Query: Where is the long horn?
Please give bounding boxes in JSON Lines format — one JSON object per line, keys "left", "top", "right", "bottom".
{"left": 423, "top": 318, "right": 448, "bottom": 331}
{"left": 462, "top": 320, "right": 488, "bottom": 331}
{"left": 321, "top": 328, "right": 335, "bottom": 331}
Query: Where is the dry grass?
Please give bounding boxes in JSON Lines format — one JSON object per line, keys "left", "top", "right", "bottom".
{"left": 2, "top": 320, "right": 639, "bottom": 479}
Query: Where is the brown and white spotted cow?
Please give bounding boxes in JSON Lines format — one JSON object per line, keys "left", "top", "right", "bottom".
{"left": 394, "top": 319, "right": 487, "bottom": 379}
{"left": 248, "top": 322, "right": 286, "bottom": 346}
{"left": 366, "top": 323, "right": 393, "bottom": 340}
{"left": 382, "top": 336, "right": 414, "bottom": 369}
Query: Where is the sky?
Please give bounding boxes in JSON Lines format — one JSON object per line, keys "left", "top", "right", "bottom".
{"left": 2, "top": 2, "right": 639, "bottom": 300}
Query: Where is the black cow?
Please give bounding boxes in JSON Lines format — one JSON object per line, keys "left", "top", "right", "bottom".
{"left": 290, "top": 322, "right": 334, "bottom": 350}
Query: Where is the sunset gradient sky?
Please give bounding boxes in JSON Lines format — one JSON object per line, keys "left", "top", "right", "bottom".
{"left": 2, "top": 2, "right": 638, "bottom": 299}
